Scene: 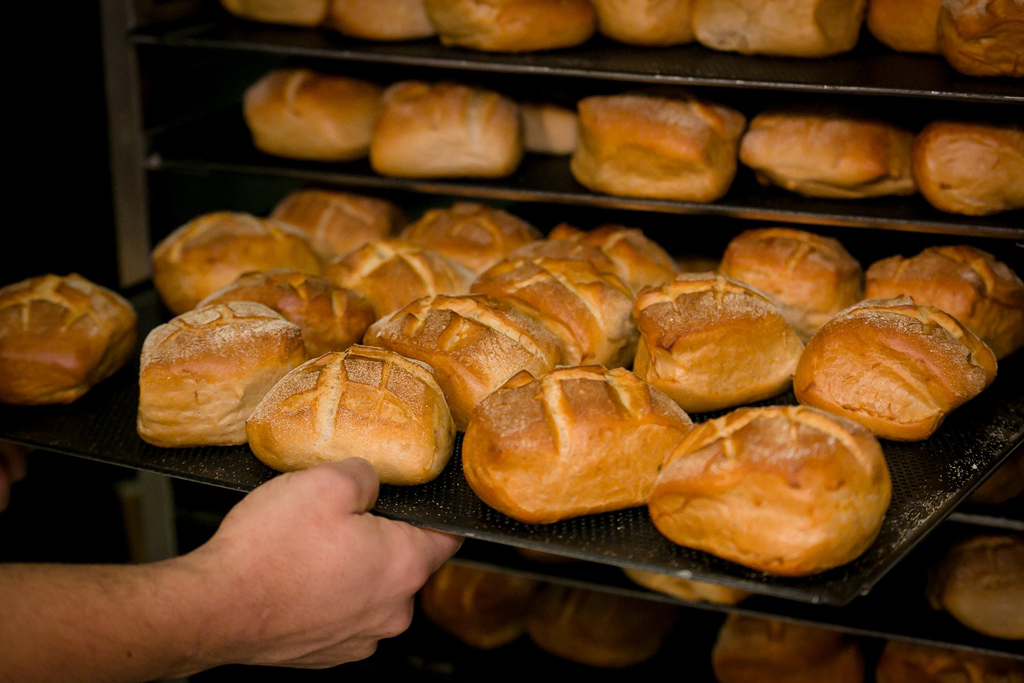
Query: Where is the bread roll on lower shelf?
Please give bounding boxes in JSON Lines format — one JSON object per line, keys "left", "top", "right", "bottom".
{"left": 937, "top": 0, "right": 1024, "bottom": 77}
{"left": 0, "top": 274, "right": 137, "bottom": 405}
{"left": 866, "top": 0, "right": 944, "bottom": 53}
{"left": 424, "top": 0, "right": 597, "bottom": 52}
{"left": 875, "top": 640, "right": 1024, "bottom": 683}
{"left": 622, "top": 568, "right": 750, "bottom": 605}
{"left": 591, "top": 0, "right": 695, "bottom": 45}
{"left": 329, "top": 0, "right": 436, "bottom": 40}
{"left": 219, "top": 0, "right": 328, "bottom": 26}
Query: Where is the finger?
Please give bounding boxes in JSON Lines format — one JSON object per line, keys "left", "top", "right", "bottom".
{"left": 316, "top": 458, "right": 380, "bottom": 514}
{"left": 409, "top": 527, "right": 465, "bottom": 575}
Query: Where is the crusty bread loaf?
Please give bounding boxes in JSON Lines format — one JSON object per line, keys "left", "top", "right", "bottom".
{"left": 370, "top": 81, "right": 522, "bottom": 178}
{"left": 622, "top": 568, "right": 750, "bottom": 605}
{"left": 0, "top": 274, "right": 136, "bottom": 405}
{"left": 219, "top": 0, "right": 328, "bottom": 26}
{"left": 520, "top": 102, "right": 580, "bottom": 155}
{"left": 739, "top": 109, "right": 917, "bottom": 199}
{"left": 510, "top": 234, "right": 622, "bottom": 281}
{"left": 323, "top": 239, "right": 475, "bottom": 318}
{"left": 329, "top": 0, "right": 436, "bottom": 40}
{"left": 794, "top": 297, "right": 998, "bottom": 440}
{"left": 363, "top": 294, "right": 564, "bottom": 428}
{"left": 875, "top": 640, "right": 1024, "bottom": 683}
{"left": 246, "top": 346, "right": 454, "bottom": 483}
{"left": 719, "top": 227, "right": 864, "bottom": 341}
{"left": 399, "top": 202, "right": 541, "bottom": 274}
{"left": 712, "top": 615, "right": 866, "bottom": 683}
{"left": 867, "top": 0, "right": 944, "bottom": 52}
{"left": 243, "top": 69, "right": 382, "bottom": 162}
{"left": 269, "top": 189, "right": 404, "bottom": 262}
{"left": 913, "top": 121, "right": 1024, "bottom": 216}
{"left": 692, "top": 0, "right": 868, "bottom": 57}
{"left": 971, "top": 450, "right": 1024, "bottom": 504}
{"left": 650, "top": 405, "right": 891, "bottom": 576}
{"left": 197, "top": 269, "right": 376, "bottom": 357}
{"left": 937, "top": 0, "right": 1024, "bottom": 77}
{"left": 420, "top": 563, "right": 539, "bottom": 649}
{"left": 526, "top": 585, "right": 680, "bottom": 668}
{"left": 571, "top": 93, "right": 746, "bottom": 203}
{"left": 424, "top": 0, "right": 597, "bottom": 52}
{"left": 927, "top": 534, "right": 1024, "bottom": 640}
{"left": 633, "top": 273, "right": 804, "bottom": 413}
{"left": 137, "top": 302, "right": 307, "bottom": 447}
{"left": 151, "top": 212, "right": 322, "bottom": 315}
{"left": 463, "top": 365, "right": 693, "bottom": 524}
{"left": 471, "top": 257, "right": 638, "bottom": 367}
{"left": 865, "top": 245, "right": 1024, "bottom": 360}
{"left": 591, "top": 0, "right": 695, "bottom": 45}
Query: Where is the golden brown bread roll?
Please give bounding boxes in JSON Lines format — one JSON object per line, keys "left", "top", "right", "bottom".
{"left": 363, "top": 294, "right": 564, "bottom": 429}
{"left": 867, "top": 0, "right": 944, "bottom": 52}
{"left": 137, "top": 302, "right": 307, "bottom": 447}
{"left": 927, "top": 534, "right": 1024, "bottom": 640}
{"left": 419, "top": 563, "right": 540, "bottom": 649}
{"left": 219, "top": 0, "right": 328, "bottom": 25}
{"left": 269, "top": 189, "right": 404, "bottom": 262}
{"left": 571, "top": 93, "right": 746, "bottom": 203}
{"left": 196, "top": 269, "right": 376, "bottom": 357}
{"left": 463, "top": 365, "right": 693, "bottom": 524}
{"left": 794, "top": 297, "right": 998, "bottom": 440}
{"left": 633, "top": 273, "right": 804, "bottom": 413}
{"left": 591, "top": 0, "right": 695, "bottom": 45}
{"left": 865, "top": 245, "right": 1024, "bottom": 360}
{"left": 739, "top": 109, "right": 917, "bottom": 199}
{"left": 151, "top": 212, "right": 322, "bottom": 315}
{"left": 471, "top": 257, "right": 637, "bottom": 367}
{"left": 971, "top": 450, "right": 1024, "bottom": 504}
{"left": 526, "top": 585, "right": 680, "bottom": 668}
{"left": 719, "top": 227, "right": 864, "bottom": 341}
{"left": 712, "top": 615, "right": 865, "bottom": 683}
{"left": 424, "top": 0, "right": 597, "bottom": 52}
{"left": 622, "top": 568, "right": 750, "bottom": 605}
{"left": 913, "top": 121, "right": 1024, "bottom": 216}
{"left": 370, "top": 81, "right": 522, "bottom": 179}
{"left": 692, "top": 0, "right": 868, "bottom": 57}
{"left": 329, "top": 0, "right": 436, "bottom": 40}
{"left": 0, "top": 274, "right": 136, "bottom": 405}
{"left": 399, "top": 202, "right": 541, "bottom": 274}
{"left": 243, "top": 69, "right": 382, "bottom": 162}
{"left": 323, "top": 239, "right": 475, "bottom": 318}
{"left": 876, "top": 640, "right": 1024, "bottom": 683}
{"left": 245, "top": 346, "right": 455, "bottom": 483}
{"left": 938, "top": 0, "right": 1024, "bottom": 77}
{"left": 520, "top": 102, "right": 580, "bottom": 155}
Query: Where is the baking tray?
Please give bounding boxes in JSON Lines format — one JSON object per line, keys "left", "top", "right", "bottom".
{"left": 130, "top": 14, "right": 1024, "bottom": 104}
{"left": 145, "top": 109, "right": 1024, "bottom": 240}
{"left": 1, "top": 288, "right": 1022, "bottom": 607}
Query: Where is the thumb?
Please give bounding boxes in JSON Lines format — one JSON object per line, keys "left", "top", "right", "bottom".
{"left": 314, "top": 457, "right": 381, "bottom": 514}
{"left": 412, "top": 528, "right": 464, "bottom": 575}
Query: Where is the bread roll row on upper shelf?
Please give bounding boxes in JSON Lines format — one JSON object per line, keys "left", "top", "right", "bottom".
{"left": 219, "top": 0, "right": 1024, "bottom": 77}
{"left": 242, "top": 69, "right": 1024, "bottom": 216}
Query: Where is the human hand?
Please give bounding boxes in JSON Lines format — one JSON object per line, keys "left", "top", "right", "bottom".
{"left": 0, "top": 441, "right": 29, "bottom": 512}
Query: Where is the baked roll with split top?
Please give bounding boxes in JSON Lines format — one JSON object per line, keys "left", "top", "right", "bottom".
{"left": 937, "top": 0, "right": 1024, "bottom": 77}
{"left": 591, "top": 0, "right": 695, "bottom": 45}
{"left": 423, "top": 0, "right": 597, "bottom": 52}
{"left": 329, "top": 0, "right": 436, "bottom": 40}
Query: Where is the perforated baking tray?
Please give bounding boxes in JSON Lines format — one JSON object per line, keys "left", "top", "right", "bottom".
{"left": 1, "top": 288, "right": 1021, "bottom": 606}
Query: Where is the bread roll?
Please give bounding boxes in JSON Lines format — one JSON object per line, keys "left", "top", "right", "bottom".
{"left": 243, "top": 69, "right": 382, "bottom": 162}
{"left": 324, "top": 239, "right": 474, "bottom": 318}
{"left": 420, "top": 564, "right": 539, "bottom": 649}
{"left": 151, "top": 212, "right": 322, "bottom": 315}
{"left": 794, "top": 297, "right": 998, "bottom": 440}
{"left": 591, "top": 0, "right": 695, "bottom": 45}
{"left": 526, "top": 585, "right": 680, "bottom": 668}
{"left": 219, "top": 0, "right": 328, "bottom": 26}
{"left": 876, "top": 640, "right": 1024, "bottom": 683}
{"left": 712, "top": 615, "right": 865, "bottom": 683}
{"left": 865, "top": 245, "right": 1024, "bottom": 359}
{"left": 363, "top": 294, "right": 564, "bottom": 428}
{"left": 739, "top": 109, "right": 917, "bottom": 199}
{"left": 719, "top": 227, "right": 864, "bottom": 341}
{"left": 633, "top": 274, "right": 804, "bottom": 413}
{"left": 463, "top": 365, "right": 693, "bottom": 524}
{"left": 571, "top": 93, "right": 746, "bottom": 203}
{"left": 510, "top": 235, "right": 622, "bottom": 282}
{"left": 867, "top": 0, "right": 944, "bottom": 52}
{"left": 927, "top": 534, "right": 1024, "bottom": 640}
{"left": 370, "top": 81, "right": 522, "bottom": 179}
{"left": 913, "top": 121, "right": 1024, "bottom": 216}
{"left": 246, "top": 346, "right": 454, "bottom": 483}
{"left": 399, "top": 202, "right": 541, "bottom": 274}
{"left": 424, "top": 0, "right": 597, "bottom": 52}
{"left": 692, "top": 0, "right": 867, "bottom": 57}
{"left": 197, "top": 269, "right": 376, "bottom": 357}
{"left": 137, "top": 302, "right": 307, "bottom": 447}
{"left": 520, "top": 103, "right": 580, "bottom": 155}
{"left": 471, "top": 257, "right": 637, "bottom": 367}
{"left": 0, "top": 274, "right": 136, "bottom": 405}
{"left": 622, "top": 568, "right": 750, "bottom": 605}
{"left": 971, "top": 449, "right": 1024, "bottom": 504}
{"left": 269, "top": 189, "right": 404, "bottom": 262}
{"left": 938, "top": 0, "right": 1024, "bottom": 77}
{"left": 330, "top": 0, "right": 436, "bottom": 40}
